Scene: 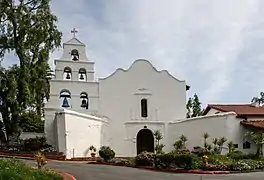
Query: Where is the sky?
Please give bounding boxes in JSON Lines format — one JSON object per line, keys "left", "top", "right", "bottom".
{"left": 2, "top": 0, "right": 264, "bottom": 107}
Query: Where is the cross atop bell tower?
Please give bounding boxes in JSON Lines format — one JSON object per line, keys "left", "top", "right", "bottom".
{"left": 71, "top": 28, "right": 78, "bottom": 38}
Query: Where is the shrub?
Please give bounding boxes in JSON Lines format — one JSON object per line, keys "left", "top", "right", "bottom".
{"left": 227, "top": 151, "right": 257, "bottom": 160}
{"left": 135, "top": 151, "right": 156, "bottom": 166}
{"left": 99, "top": 146, "right": 115, "bottom": 162}
{"left": 21, "top": 137, "right": 56, "bottom": 152}
{"left": 207, "top": 154, "right": 233, "bottom": 165}
{"left": 155, "top": 152, "right": 174, "bottom": 168}
{"left": 173, "top": 153, "right": 196, "bottom": 169}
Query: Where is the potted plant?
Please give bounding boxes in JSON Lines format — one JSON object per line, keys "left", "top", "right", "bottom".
{"left": 89, "top": 145, "right": 97, "bottom": 158}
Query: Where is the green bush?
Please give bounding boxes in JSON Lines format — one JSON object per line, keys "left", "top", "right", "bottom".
{"left": 135, "top": 151, "right": 156, "bottom": 166}
{"left": 99, "top": 146, "right": 115, "bottom": 162}
{"left": 227, "top": 151, "right": 258, "bottom": 160}
{"left": 155, "top": 152, "right": 174, "bottom": 168}
{"left": 208, "top": 154, "right": 233, "bottom": 165}
{"left": 173, "top": 153, "right": 196, "bottom": 169}
{"left": 0, "top": 159, "right": 62, "bottom": 180}
{"left": 21, "top": 137, "right": 56, "bottom": 152}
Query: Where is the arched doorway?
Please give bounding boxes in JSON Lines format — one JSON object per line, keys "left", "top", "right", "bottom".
{"left": 136, "top": 128, "right": 154, "bottom": 155}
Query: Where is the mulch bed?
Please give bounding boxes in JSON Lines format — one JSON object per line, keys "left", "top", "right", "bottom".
{"left": 87, "top": 161, "right": 231, "bottom": 174}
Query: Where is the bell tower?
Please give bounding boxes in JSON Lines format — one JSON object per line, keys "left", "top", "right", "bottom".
{"left": 45, "top": 28, "right": 99, "bottom": 112}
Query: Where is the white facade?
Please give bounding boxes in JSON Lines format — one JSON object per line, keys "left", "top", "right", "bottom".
{"left": 44, "top": 36, "right": 261, "bottom": 158}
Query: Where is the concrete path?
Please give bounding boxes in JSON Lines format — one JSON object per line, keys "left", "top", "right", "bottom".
{"left": 17, "top": 159, "right": 264, "bottom": 180}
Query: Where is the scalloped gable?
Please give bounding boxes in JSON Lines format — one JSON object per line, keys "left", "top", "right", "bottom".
{"left": 99, "top": 59, "right": 186, "bottom": 83}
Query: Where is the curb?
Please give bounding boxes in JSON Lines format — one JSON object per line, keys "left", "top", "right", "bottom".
{"left": 53, "top": 169, "right": 76, "bottom": 180}
{"left": 87, "top": 162, "right": 231, "bottom": 174}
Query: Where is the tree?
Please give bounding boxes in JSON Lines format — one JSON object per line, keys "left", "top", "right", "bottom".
{"left": 186, "top": 93, "right": 203, "bottom": 118}
{"left": 0, "top": 0, "right": 62, "bottom": 140}
{"left": 251, "top": 92, "right": 264, "bottom": 106}
{"left": 153, "top": 130, "right": 165, "bottom": 154}
{"left": 246, "top": 131, "right": 264, "bottom": 157}
{"left": 0, "top": 0, "right": 61, "bottom": 113}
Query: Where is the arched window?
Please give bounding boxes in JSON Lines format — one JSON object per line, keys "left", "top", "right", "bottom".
{"left": 59, "top": 89, "right": 71, "bottom": 108}
{"left": 63, "top": 67, "right": 72, "bottom": 80}
{"left": 71, "top": 49, "right": 79, "bottom": 61}
{"left": 78, "top": 68, "right": 87, "bottom": 81}
{"left": 141, "top": 98, "right": 148, "bottom": 118}
{"left": 80, "top": 92, "right": 89, "bottom": 109}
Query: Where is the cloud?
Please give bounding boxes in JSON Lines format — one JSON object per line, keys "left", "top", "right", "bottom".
{"left": 3, "top": 0, "right": 264, "bottom": 106}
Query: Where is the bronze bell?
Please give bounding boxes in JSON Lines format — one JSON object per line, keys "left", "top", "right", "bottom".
{"left": 62, "top": 97, "right": 70, "bottom": 108}
{"left": 72, "top": 55, "right": 79, "bottom": 61}
{"left": 66, "top": 73, "right": 71, "bottom": 79}
{"left": 80, "top": 73, "right": 84, "bottom": 80}
{"left": 81, "top": 99, "right": 88, "bottom": 109}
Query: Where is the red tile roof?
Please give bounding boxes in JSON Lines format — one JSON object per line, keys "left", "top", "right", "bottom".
{"left": 240, "top": 120, "right": 264, "bottom": 130}
{"left": 203, "top": 104, "right": 264, "bottom": 116}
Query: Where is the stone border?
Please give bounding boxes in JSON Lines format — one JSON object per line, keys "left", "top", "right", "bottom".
{"left": 87, "top": 162, "right": 231, "bottom": 174}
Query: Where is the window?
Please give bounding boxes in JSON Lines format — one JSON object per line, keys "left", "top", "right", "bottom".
{"left": 59, "top": 89, "right": 71, "bottom": 108}
{"left": 243, "top": 141, "right": 251, "bottom": 149}
{"left": 141, "top": 98, "right": 148, "bottom": 118}
{"left": 71, "top": 49, "right": 79, "bottom": 61}
{"left": 233, "top": 144, "right": 238, "bottom": 148}
{"left": 63, "top": 67, "right": 72, "bottom": 80}
{"left": 78, "top": 68, "right": 87, "bottom": 81}
{"left": 80, "top": 92, "right": 89, "bottom": 109}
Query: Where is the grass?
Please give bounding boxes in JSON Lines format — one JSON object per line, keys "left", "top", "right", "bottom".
{"left": 0, "top": 158, "right": 63, "bottom": 180}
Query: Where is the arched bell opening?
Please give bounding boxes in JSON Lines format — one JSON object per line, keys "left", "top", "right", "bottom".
{"left": 71, "top": 49, "right": 79, "bottom": 61}
{"left": 80, "top": 92, "right": 89, "bottom": 109}
{"left": 63, "top": 67, "right": 72, "bottom": 80}
{"left": 78, "top": 68, "right": 87, "bottom": 81}
{"left": 59, "top": 89, "right": 71, "bottom": 108}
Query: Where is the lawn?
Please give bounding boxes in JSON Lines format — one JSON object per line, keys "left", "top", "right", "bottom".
{"left": 0, "top": 158, "right": 63, "bottom": 180}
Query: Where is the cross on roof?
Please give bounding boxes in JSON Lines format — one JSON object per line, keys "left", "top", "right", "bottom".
{"left": 71, "top": 28, "right": 78, "bottom": 38}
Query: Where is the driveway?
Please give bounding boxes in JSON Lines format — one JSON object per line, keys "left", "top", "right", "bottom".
{"left": 18, "top": 159, "right": 264, "bottom": 180}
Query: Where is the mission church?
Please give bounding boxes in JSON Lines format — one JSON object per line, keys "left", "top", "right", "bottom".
{"left": 44, "top": 31, "right": 264, "bottom": 159}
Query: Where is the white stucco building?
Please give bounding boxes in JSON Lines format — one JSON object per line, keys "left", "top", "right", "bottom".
{"left": 44, "top": 35, "right": 264, "bottom": 159}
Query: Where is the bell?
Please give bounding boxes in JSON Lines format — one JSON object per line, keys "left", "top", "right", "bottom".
{"left": 62, "top": 97, "right": 70, "bottom": 108}
{"left": 66, "top": 73, "right": 71, "bottom": 79}
{"left": 72, "top": 55, "right": 79, "bottom": 61}
{"left": 81, "top": 99, "right": 88, "bottom": 109}
{"left": 80, "top": 73, "right": 84, "bottom": 80}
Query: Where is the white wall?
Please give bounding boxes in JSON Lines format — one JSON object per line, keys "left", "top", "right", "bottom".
{"left": 55, "top": 110, "right": 107, "bottom": 159}
{"left": 123, "top": 121, "right": 166, "bottom": 157}
{"left": 99, "top": 59, "right": 187, "bottom": 156}
{"left": 168, "top": 112, "right": 257, "bottom": 154}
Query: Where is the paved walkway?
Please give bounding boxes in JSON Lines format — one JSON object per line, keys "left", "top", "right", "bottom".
{"left": 18, "top": 159, "right": 264, "bottom": 180}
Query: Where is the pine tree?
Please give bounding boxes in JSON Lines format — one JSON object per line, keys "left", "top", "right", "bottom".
{"left": 186, "top": 93, "right": 203, "bottom": 118}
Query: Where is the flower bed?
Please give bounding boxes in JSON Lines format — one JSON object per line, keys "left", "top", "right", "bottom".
{"left": 0, "top": 150, "right": 66, "bottom": 160}
{"left": 87, "top": 161, "right": 230, "bottom": 174}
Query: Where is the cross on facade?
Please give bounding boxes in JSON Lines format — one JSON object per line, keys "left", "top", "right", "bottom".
{"left": 71, "top": 28, "right": 78, "bottom": 38}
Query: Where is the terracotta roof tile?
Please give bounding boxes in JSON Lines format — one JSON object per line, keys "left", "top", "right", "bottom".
{"left": 203, "top": 104, "right": 264, "bottom": 116}
{"left": 240, "top": 120, "right": 264, "bottom": 130}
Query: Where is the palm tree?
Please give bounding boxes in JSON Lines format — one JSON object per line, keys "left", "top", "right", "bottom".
{"left": 180, "top": 134, "right": 188, "bottom": 147}
{"left": 153, "top": 130, "right": 163, "bottom": 145}
{"left": 227, "top": 141, "right": 235, "bottom": 153}
{"left": 203, "top": 132, "right": 209, "bottom": 150}
{"left": 217, "top": 137, "right": 227, "bottom": 154}
{"left": 251, "top": 92, "right": 264, "bottom": 106}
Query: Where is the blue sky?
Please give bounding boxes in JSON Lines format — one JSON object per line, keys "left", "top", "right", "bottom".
{"left": 2, "top": 0, "right": 264, "bottom": 107}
